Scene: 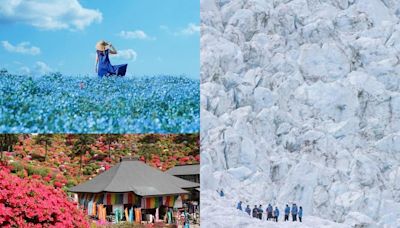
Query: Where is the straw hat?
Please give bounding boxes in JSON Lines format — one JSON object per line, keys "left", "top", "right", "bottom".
{"left": 96, "top": 40, "right": 109, "bottom": 51}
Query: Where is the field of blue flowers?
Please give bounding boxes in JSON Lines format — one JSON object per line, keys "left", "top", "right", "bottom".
{"left": 0, "top": 73, "right": 199, "bottom": 133}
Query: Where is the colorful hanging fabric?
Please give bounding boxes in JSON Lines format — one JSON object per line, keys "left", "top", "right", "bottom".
{"left": 98, "top": 204, "right": 106, "bottom": 222}
{"left": 104, "top": 193, "right": 124, "bottom": 205}
{"left": 87, "top": 201, "right": 93, "bottom": 215}
{"left": 129, "top": 207, "right": 134, "bottom": 222}
{"left": 92, "top": 202, "right": 97, "bottom": 216}
{"left": 167, "top": 210, "right": 172, "bottom": 224}
{"left": 78, "top": 193, "right": 104, "bottom": 208}
{"left": 163, "top": 195, "right": 177, "bottom": 207}
{"left": 94, "top": 193, "right": 104, "bottom": 204}
{"left": 134, "top": 208, "right": 142, "bottom": 223}
{"left": 141, "top": 196, "right": 164, "bottom": 209}
{"left": 125, "top": 208, "right": 129, "bottom": 221}
{"left": 155, "top": 207, "right": 159, "bottom": 221}
{"left": 79, "top": 193, "right": 88, "bottom": 205}
{"left": 123, "top": 192, "right": 136, "bottom": 204}
{"left": 114, "top": 207, "right": 123, "bottom": 223}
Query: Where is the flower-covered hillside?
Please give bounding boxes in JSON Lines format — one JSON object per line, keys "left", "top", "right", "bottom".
{"left": 0, "top": 134, "right": 199, "bottom": 191}
{"left": 0, "top": 72, "right": 199, "bottom": 133}
{"left": 0, "top": 166, "right": 89, "bottom": 227}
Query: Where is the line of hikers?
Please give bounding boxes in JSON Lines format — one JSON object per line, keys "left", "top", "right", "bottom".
{"left": 237, "top": 201, "right": 303, "bottom": 222}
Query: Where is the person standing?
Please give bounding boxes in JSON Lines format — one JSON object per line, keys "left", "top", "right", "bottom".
{"left": 219, "top": 189, "right": 224, "bottom": 197}
{"left": 95, "top": 40, "right": 128, "bottom": 77}
{"left": 237, "top": 201, "right": 243, "bottom": 211}
{"left": 245, "top": 205, "right": 251, "bottom": 216}
{"left": 183, "top": 209, "right": 190, "bottom": 228}
{"left": 299, "top": 206, "right": 303, "bottom": 222}
{"left": 267, "top": 204, "right": 273, "bottom": 220}
{"left": 274, "top": 206, "right": 279, "bottom": 222}
{"left": 167, "top": 208, "right": 173, "bottom": 224}
{"left": 252, "top": 205, "right": 258, "bottom": 218}
{"left": 258, "top": 205, "right": 263, "bottom": 220}
{"left": 291, "top": 203, "right": 298, "bottom": 221}
{"left": 284, "top": 204, "right": 290, "bottom": 221}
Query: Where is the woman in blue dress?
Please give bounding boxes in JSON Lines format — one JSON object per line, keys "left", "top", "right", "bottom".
{"left": 95, "top": 40, "right": 128, "bottom": 77}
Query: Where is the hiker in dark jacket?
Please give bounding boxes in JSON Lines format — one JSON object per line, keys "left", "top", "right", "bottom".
{"left": 291, "top": 203, "right": 298, "bottom": 221}
{"left": 245, "top": 205, "right": 251, "bottom": 216}
{"left": 252, "top": 205, "right": 258, "bottom": 218}
{"left": 267, "top": 204, "right": 273, "bottom": 220}
{"left": 284, "top": 204, "right": 290, "bottom": 221}
{"left": 299, "top": 206, "right": 303, "bottom": 222}
{"left": 274, "top": 207, "right": 279, "bottom": 222}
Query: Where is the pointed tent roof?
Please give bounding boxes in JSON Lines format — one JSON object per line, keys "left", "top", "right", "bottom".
{"left": 69, "top": 158, "right": 199, "bottom": 197}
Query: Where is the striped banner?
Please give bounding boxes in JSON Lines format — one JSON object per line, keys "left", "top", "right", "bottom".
{"left": 104, "top": 193, "right": 124, "bottom": 205}
{"left": 78, "top": 193, "right": 104, "bottom": 207}
{"left": 141, "top": 196, "right": 163, "bottom": 209}
{"left": 79, "top": 193, "right": 181, "bottom": 209}
{"left": 163, "top": 195, "right": 177, "bottom": 207}
{"left": 94, "top": 194, "right": 104, "bottom": 204}
{"left": 123, "top": 192, "right": 137, "bottom": 204}
{"left": 141, "top": 195, "right": 178, "bottom": 209}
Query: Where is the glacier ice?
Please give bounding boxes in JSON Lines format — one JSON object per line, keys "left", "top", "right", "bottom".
{"left": 201, "top": 0, "right": 400, "bottom": 227}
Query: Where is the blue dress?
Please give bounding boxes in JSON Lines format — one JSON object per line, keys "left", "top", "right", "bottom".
{"left": 97, "top": 49, "right": 127, "bottom": 77}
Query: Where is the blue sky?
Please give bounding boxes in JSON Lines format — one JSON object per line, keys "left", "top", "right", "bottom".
{"left": 0, "top": 0, "right": 199, "bottom": 78}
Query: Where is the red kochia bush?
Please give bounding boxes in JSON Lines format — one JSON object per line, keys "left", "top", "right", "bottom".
{"left": 0, "top": 167, "right": 88, "bottom": 228}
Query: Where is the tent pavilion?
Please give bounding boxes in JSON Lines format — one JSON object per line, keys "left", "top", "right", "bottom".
{"left": 69, "top": 158, "right": 199, "bottom": 223}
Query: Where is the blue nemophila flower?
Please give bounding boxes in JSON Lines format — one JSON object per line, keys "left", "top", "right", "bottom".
{"left": 0, "top": 74, "right": 199, "bottom": 133}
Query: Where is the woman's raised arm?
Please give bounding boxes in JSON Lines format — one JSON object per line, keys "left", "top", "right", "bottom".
{"left": 108, "top": 43, "right": 117, "bottom": 54}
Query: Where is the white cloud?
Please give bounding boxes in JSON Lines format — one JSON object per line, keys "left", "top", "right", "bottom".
{"left": 160, "top": 23, "right": 200, "bottom": 36}
{"left": 179, "top": 23, "right": 200, "bottom": 35}
{"left": 19, "top": 66, "right": 31, "bottom": 75}
{"left": 34, "top": 61, "right": 52, "bottom": 75}
{"left": 0, "top": 0, "right": 102, "bottom": 30}
{"left": 1, "top": 41, "right": 40, "bottom": 55}
{"left": 112, "top": 49, "right": 137, "bottom": 61}
{"left": 118, "top": 30, "right": 154, "bottom": 40}
{"left": 18, "top": 61, "right": 52, "bottom": 75}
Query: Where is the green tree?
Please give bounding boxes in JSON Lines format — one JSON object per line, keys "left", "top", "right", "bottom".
{"left": 139, "top": 134, "right": 160, "bottom": 144}
{"left": 0, "top": 134, "right": 19, "bottom": 161}
{"left": 138, "top": 143, "right": 162, "bottom": 161}
{"left": 73, "top": 135, "right": 96, "bottom": 174}
{"left": 34, "top": 134, "right": 53, "bottom": 161}
{"left": 104, "top": 134, "right": 122, "bottom": 159}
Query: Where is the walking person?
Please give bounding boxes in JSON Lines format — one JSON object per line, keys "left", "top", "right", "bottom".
{"left": 245, "top": 205, "right": 251, "bottom": 216}
{"left": 284, "top": 204, "right": 290, "bottom": 221}
{"left": 274, "top": 206, "right": 279, "bottom": 222}
{"left": 237, "top": 201, "right": 242, "bottom": 211}
{"left": 291, "top": 203, "right": 298, "bottom": 221}
{"left": 266, "top": 203, "right": 273, "bottom": 220}
{"left": 219, "top": 188, "right": 224, "bottom": 197}
{"left": 299, "top": 206, "right": 303, "bottom": 222}
{"left": 183, "top": 209, "right": 190, "bottom": 228}
{"left": 258, "top": 205, "right": 263, "bottom": 220}
{"left": 252, "top": 205, "right": 258, "bottom": 218}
